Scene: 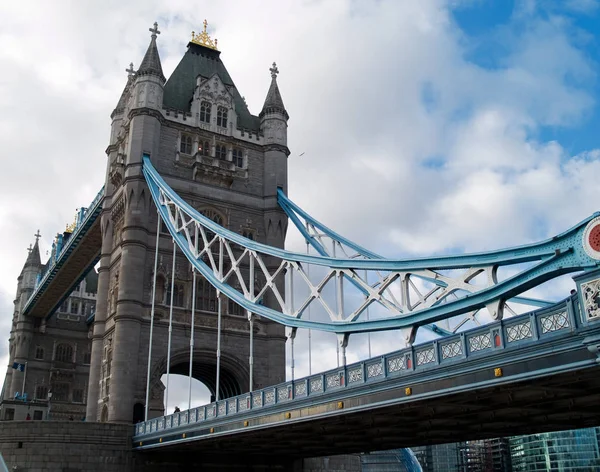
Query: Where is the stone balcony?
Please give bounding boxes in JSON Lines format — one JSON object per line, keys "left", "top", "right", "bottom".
{"left": 192, "top": 153, "right": 246, "bottom": 188}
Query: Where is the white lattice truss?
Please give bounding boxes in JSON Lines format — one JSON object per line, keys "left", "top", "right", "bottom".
{"left": 142, "top": 155, "right": 600, "bottom": 346}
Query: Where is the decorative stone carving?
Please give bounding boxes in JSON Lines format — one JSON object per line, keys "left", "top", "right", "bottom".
{"left": 137, "top": 84, "right": 146, "bottom": 107}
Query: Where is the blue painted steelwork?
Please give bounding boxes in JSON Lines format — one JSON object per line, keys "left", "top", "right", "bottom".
{"left": 279, "top": 190, "right": 555, "bottom": 315}
{"left": 132, "top": 288, "right": 600, "bottom": 447}
{"left": 279, "top": 189, "right": 453, "bottom": 336}
{"left": 277, "top": 189, "right": 380, "bottom": 259}
{"left": 22, "top": 187, "right": 104, "bottom": 317}
{"left": 142, "top": 154, "right": 600, "bottom": 334}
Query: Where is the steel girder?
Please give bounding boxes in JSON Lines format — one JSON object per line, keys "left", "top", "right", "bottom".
{"left": 143, "top": 154, "right": 600, "bottom": 335}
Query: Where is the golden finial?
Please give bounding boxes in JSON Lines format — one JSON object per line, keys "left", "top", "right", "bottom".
{"left": 190, "top": 19, "right": 219, "bottom": 50}
{"left": 65, "top": 212, "right": 78, "bottom": 233}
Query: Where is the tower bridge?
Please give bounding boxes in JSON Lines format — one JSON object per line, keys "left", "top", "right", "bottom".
{"left": 2, "top": 19, "right": 600, "bottom": 472}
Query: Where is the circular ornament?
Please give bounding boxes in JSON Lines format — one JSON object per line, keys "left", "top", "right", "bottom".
{"left": 582, "top": 217, "right": 600, "bottom": 260}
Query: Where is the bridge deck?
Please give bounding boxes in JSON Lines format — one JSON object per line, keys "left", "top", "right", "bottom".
{"left": 134, "top": 291, "right": 600, "bottom": 458}
{"left": 22, "top": 189, "right": 103, "bottom": 318}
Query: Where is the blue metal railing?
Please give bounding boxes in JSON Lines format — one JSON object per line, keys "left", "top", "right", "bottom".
{"left": 22, "top": 186, "right": 104, "bottom": 316}
{"left": 133, "top": 293, "right": 587, "bottom": 442}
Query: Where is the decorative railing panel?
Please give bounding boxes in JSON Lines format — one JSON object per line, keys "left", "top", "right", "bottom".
{"left": 134, "top": 294, "right": 600, "bottom": 444}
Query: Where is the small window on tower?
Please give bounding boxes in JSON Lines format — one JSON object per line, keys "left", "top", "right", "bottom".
{"left": 55, "top": 343, "right": 74, "bottom": 363}
{"left": 199, "top": 140, "right": 211, "bottom": 157}
{"left": 217, "top": 107, "right": 228, "bottom": 127}
{"left": 233, "top": 148, "right": 244, "bottom": 168}
{"left": 35, "top": 346, "right": 44, "bottom": 360}
{"left": 179, "top": 134, "right": 193, "bottom": 155}
{"left": 35, "top": 385, "right": 48, "bottom": 400}
{"left": 73, "top": 389, "right": 84, "bottom": 403}
{"left": 200, "top": 101, "right": 211, "bottom": 123}
{"left": 70, "top": 301, "right": 79, "bottom": 315}
{"left": 215, "top": 144, "right": 227, "bottom": 160}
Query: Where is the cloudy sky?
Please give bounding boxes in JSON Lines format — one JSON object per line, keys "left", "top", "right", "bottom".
{"left": 1, "top": 0, "right": 600, "bottom": 410}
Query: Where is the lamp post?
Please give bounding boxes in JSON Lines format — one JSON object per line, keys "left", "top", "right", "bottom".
{"left": 47, "top": 391, "right": 53, "bottom": 420}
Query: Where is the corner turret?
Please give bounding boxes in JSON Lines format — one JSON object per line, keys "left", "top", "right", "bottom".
{"left": 260, "top": 63, "right": 289, "bottom": 197}
{"left": 131, "top": 22, "right": 165, "bottom": 112}
{"left": 260, "top": 62, "right": 289, "bottom": 146}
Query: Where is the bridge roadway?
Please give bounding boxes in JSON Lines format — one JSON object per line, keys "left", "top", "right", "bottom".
{"left": 22, "top": 188, "right": 104, "bottom": 318}
{"left": 134, "top": 278, "right": 600, "bottom": 462}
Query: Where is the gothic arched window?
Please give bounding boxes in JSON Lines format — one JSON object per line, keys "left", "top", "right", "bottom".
{"left": 242, "top": 230, "right": 254, "bottom": 241}
{"left": 55, "top": 343, "right": 73, "bottom": 363}
{"left": 217, "top": 107, "right": 228, "bottom": 128}
{"left": 215, "top": 144, "right": 227, "bottom": 160}
{"left": 200, "top": 140, "right": 210, "bottom": 157}
{"left": 196, "top": 277, "right": 218, "bottom": 313}
{"left": 200, "top": 209, "right": 225, "bottom": 243}
{"left": 233, "top": 148, "right": 244, "bottom": 168}
{"left": 155, "top": 275, "right": 166, "bottom": 304}
{"left": 180, "top": 134, "right": 193, "bottom": 155}
{"left": 35, "top": 346, "right": 44, "bottom": 360}
{"left": 35, "top": 385, "right": 48, "bottom": 400}
{"left": 200, "top": 101, "right": 211, "bottom": 123}
{"left": 166, "top": 283, "right": 185, "bottom": 307}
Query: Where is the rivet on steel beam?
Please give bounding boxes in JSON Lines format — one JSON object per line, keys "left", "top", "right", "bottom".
{"left": 285, "top": 412, "right": 291, "bottom": 419}
{"left": 405, "top": 387, "right": 412, "bottom": 396}
{"left": 337, "top": 401, "right": 344, "bottom": 409}
{"left": 494, "top": 367, "right": 503, "bottom": 377}
{"left": 244, "top": 420, "right": 249, "bottom": 427}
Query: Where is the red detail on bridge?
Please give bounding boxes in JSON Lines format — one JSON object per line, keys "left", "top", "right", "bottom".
{"left": 589, "top": 225, "right": 600, "bottom": 251}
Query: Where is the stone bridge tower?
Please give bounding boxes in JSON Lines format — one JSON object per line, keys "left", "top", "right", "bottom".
{"left": 86, "top": 22, "right": 289, "bottom": 423}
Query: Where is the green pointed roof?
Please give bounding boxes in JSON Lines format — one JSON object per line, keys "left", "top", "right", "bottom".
{"left": 162, "top": 43, "right": 260, "bottom": 131}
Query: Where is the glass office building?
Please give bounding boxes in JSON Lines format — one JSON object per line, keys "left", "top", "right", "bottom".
{"left": 510, "top": 428, "right": 600, "bottom": 471}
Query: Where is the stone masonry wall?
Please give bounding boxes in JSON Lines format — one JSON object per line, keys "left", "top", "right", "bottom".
{"left": 0, "top": 421, "right": 132, "bottom": 471}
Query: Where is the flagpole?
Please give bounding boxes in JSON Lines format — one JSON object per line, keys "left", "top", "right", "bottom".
{"left": 21, "top": 362, "right": 27, "bottom": 397}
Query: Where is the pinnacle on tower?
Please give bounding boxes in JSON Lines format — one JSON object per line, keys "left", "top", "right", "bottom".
{"left": 137, "top": 22, "right": 166, "bottom": 83}
{"left": 111, "top": 63, "right": 135, "bottom": 117}
{"left": 260, "top": 62, "right": 288, "bottom": 120}
{"left": 25, "top": 230, "right": 41, "bottom": 266}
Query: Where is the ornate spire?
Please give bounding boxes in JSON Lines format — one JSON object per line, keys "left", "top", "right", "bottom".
{"left": 112, "top": 63, "right": 136, "bottom": 117}
{"left": 25, "top": 232, "right": 41, "bottom": 266}
{"left": 190, "top": 20, "right": 219, "bottom": 50}
{"left": 260, "top": 62, "right": 288, "bottom": 120}
{"left": 270, "top": 62, "right": 279, "bottom": 79}
{"left": 137, "top": 21, "right": 166, "bottom": 82}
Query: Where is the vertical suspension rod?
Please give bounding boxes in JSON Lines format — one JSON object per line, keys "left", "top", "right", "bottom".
{"left": 306, "top": 240, "right": 312, "bottom": 376}
{"left": 365, "top": 270, "right": 372, "bottom": 359}
{"left": 332, "top": 241, "right": 340, "bottom": 367}
{"left": 144, "top": 212, "right": 160, "bottom": 421}
{"left": 165, "top": 240, "right": 176, "bottom": 414}
{"left": 248, "top": 254, "right": 254, "bottom": 392}
{"left": 188, "top": 225, "right": 198, "bottom": 411}
{"left": 215, "top": 238, "right": 223, "bottom": 402}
